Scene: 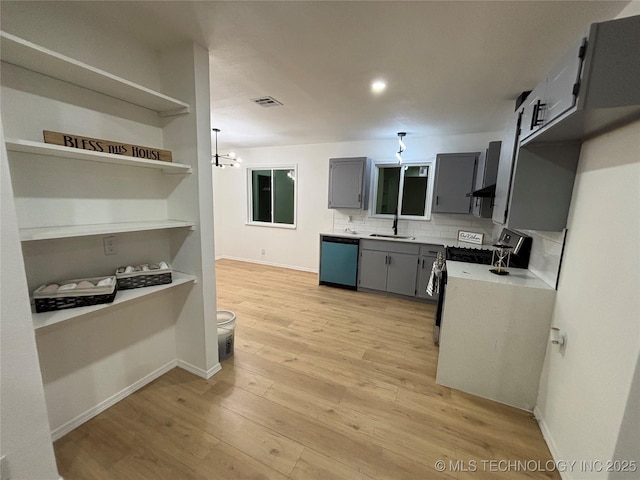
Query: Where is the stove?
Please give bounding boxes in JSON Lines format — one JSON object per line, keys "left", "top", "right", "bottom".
{"left": 446, "top": 246, "right": 494, "bottom": 265}
{"left": 445, "top": 229, "right": 532, "bottom": 269}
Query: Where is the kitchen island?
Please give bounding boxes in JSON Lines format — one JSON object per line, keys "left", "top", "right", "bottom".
{"left": 436, "top": 261, "right": 556, "bottom": 411}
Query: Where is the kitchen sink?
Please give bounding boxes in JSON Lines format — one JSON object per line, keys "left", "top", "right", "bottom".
{"left": 369, "top": 233, "right": 415, "bottom": 240}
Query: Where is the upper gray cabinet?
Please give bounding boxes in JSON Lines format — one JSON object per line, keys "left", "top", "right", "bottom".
{"left": 522, "top": 15, "right": 640, "bottom": 145}
{"left": 328, "top": 157, "right": 371, "bottom": 209}
{"left": 493, "top": 110, "right": 522, "bottom": 225}
{"left": 471, "top": 141, "right": 501, "bottom": 219}
{"left": 432, "top": 152, "right": 478, "bottom": 214}
{"left": 493, "top": 15, "right": 640, "bottom": 231}
{"left": 507, "top": 142, "right": 581, "bottom": 231}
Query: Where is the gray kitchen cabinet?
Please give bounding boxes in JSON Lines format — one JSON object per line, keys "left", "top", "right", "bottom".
{"left": 386, "top": 253, "right": 419, "bottom": 296}
{"left": 328, "top": 157, "right": 371, "bottom": 209}
{"left": 520, "top": 39, "right": 584, "bottom": 141}
{"left": 471, "top": 141, "right": 501, "bottom": 219}
{"left": 358, "top": 240, "right": 419, "bottom": 297}
{"left": 495, "top": 106, "right": 581, "bottom": 231}
{"left": 522, "top": 15, "right": 640, "bottom": 145}
{"left": 493, "top": 15, "right": 640, "bottom": 231}
{"left": 432, "top": 152, "right": 479, "bottom": 214}
{"left": 358, "top": 249, "right": 388, "bottom": 291}
{"left": 416, "top": 245, "right": 445, "bottom": 301}
{"left": 507, "top": 142, "right": 581, "bottom": 231}
{"left": 493, "top": 110, "right": 522, "bottom": 225}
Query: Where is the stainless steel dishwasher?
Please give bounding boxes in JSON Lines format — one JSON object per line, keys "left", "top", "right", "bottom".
{"left": 319, "top": 235, "right": 359, "bottom": 289}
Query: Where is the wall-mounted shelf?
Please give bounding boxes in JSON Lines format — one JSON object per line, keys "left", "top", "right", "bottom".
{"left": 20, "top": 220, "right": 195, "bottom": 242}
{"left": 32, "top": 271, "right": 197, "bottom": 330}
{"left": 0, "top": 31, "right": 190, "bottom": 116}
{"left": 5, "top": 139, "right": 192, "bottom": 174}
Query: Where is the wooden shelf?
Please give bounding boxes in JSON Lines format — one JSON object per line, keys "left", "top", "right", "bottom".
{"left": 32, "top": 272, "right": 196, "bottom": 330}
{"left": 5, "top": 139, "right": 192, "bottom": 174}
{"left": 20, "top": 220, "right": 195, "bottom": 242}
{"left": 0, "top": 31, "right": 190, "bottom": 116}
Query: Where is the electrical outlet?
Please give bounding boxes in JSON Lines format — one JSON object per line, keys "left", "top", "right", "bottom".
{"left": 261, "top": 249, "right": 266, "bottom": 256}
{"left": 1, "top": 455, "right": 11, "bottom": 480}
{"left": 103, "top": 236, "right": 117, "bottom": 255}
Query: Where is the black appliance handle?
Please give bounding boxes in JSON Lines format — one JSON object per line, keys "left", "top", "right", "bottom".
{"left": 322, "top": 236, "right": 359, "bottom": 245}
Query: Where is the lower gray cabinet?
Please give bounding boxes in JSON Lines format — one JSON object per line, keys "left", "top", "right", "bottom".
{"left": 416, "top": 245, "right": 445, "bottom": 301}
{"left": 358, "top": 250, "right": 388, "bottom": 291}
{"left": 386, "top": 253, "right": 419, "bottom": 296}
{"left": 358, "top": 240, "right": 419, "bottom": 297}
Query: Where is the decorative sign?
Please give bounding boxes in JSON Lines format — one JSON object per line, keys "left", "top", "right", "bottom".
{"left": 43, "top": 131, "right": 173, "bottom": 162}
{"left": 458, "top": 230, "right": 484, "bottom": 245}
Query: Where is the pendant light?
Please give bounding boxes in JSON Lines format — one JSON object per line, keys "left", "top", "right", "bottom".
{"left": 211, "top": 128, "right": 242, "bottom": 168}
{"left": 395, "top": 132, "right": 406, "bottom": 164}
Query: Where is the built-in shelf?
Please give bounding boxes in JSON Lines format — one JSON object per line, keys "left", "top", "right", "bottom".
{"left": 32, "top": 271, "right": 197, "bottom": 330}
{"left": 20, "top": 220, "right": 195, "bottom": 242}
{"left": 5, "top": 139, "right": 192, "bottom": 174}
{"left": 0, "top": 31, "right": 190, "bottom": 116}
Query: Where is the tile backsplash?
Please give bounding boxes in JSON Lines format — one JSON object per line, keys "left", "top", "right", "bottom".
{"left": 332, "top": 210, "right": 565, "bottom": 288}
{"left": 332, "top": 209, "right": 497, "bottom": 243}
{"left": 521, "top": 229, "right": 566, "bottom": 288}
{"left": 491, "top": 223, "right": 565, "bottom": 288}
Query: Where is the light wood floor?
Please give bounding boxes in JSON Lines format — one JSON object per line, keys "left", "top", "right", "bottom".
{"left": 54, "top": 259, "right": 559, "bottom": 479}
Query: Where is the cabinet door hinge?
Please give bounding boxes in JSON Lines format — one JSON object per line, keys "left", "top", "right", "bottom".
{"left": 572, "top": 82, "right": 581, "bottom": 97}
{"left": 578, "top": 40, "right": 587, "bottom": 59}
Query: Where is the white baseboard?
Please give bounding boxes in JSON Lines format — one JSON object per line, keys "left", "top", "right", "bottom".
{"left": 216, "top": 255, "right": 317, "bottom": 274}
{"left": 177, "top": 359, "right": 222, "bottom": 379}
{"left": 51, "top": 360, "right": 177, "bottom": 441}
{"left": 534, "top": 406, "right": 569, "bottom": 480}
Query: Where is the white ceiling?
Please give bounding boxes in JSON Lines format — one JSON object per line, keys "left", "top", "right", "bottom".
{"left": 67, "top": 1, "right": 629, "bottom": 149}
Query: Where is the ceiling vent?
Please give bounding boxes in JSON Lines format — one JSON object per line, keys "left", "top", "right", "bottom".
{"left": 251, "top": 96, "right": 283, "bottom": 108}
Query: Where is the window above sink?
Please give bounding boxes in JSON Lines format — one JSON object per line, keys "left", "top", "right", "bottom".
{"left": 371, "top": 161, "right": 434, "bottom": 221}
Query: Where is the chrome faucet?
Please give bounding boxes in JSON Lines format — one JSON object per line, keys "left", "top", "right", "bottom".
{"left": 392, "top": 210, "right": 398, "bottom": 236}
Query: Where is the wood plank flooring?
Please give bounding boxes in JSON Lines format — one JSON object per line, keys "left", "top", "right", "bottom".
{"left": 54, "top": 259, "right": 560, "bottom": 479}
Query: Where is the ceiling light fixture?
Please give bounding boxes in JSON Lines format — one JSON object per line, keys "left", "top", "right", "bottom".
{"left": 371, "top": 79, "right": 387, "bottom": 94}
{"left": 211, "top": 128, "right": 241, "bottom": 169}
{"left": 395, "top": 132, "right": 406, "bottom": 164}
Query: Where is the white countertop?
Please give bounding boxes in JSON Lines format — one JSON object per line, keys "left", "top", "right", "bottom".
{"left": 320, "top": 230, "right": 490, "bottom": 248}
{"left": 446, "top": 261, "right": 553, "bottom": 289}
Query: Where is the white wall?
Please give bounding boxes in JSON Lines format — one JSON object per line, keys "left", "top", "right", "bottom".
{"left": 1, "top": 121, "right": 60, "bottom": 479}
{"left": 213, "top": 131, "right": 501, "bottom": 271}
{"left": 0, "top": 1, "right": 162, "bottom": 91}
{"left": 536, "top": 117, "right": 640, "bottom": 479}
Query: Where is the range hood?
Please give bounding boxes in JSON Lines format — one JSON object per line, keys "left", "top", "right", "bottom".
{"left": 466, "top": 184, "right": 496, "bottom": 198}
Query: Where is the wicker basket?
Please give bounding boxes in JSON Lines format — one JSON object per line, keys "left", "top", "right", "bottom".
{"left": 33, "top": 276, "right": 117, "bottom": 313}
{"left": 116, "top": 262, "right": 172, "bottom": 290}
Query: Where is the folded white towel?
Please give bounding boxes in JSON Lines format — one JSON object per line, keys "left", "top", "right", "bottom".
{"left": 58, "top": 283, "right": 78, "bottom": 291}
{"left": 426, "top": 262, "right": 437, "bottom": 296}
{"left": 97, "top": 278, "right": 113, "bottom": 287}
{"left": 41, "top": 284, "right": 60, "bottom": 294}
{"left": 426, "top": 261, "right": 446, "bottom": 297}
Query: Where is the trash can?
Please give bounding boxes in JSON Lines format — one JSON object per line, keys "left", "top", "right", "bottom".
{"left": 217, "top": 310, "right": 236, "bottom": 361}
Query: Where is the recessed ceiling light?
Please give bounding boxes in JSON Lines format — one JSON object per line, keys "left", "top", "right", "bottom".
{"left": 371, "top": 80, "right": 387, "bottom": 94}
